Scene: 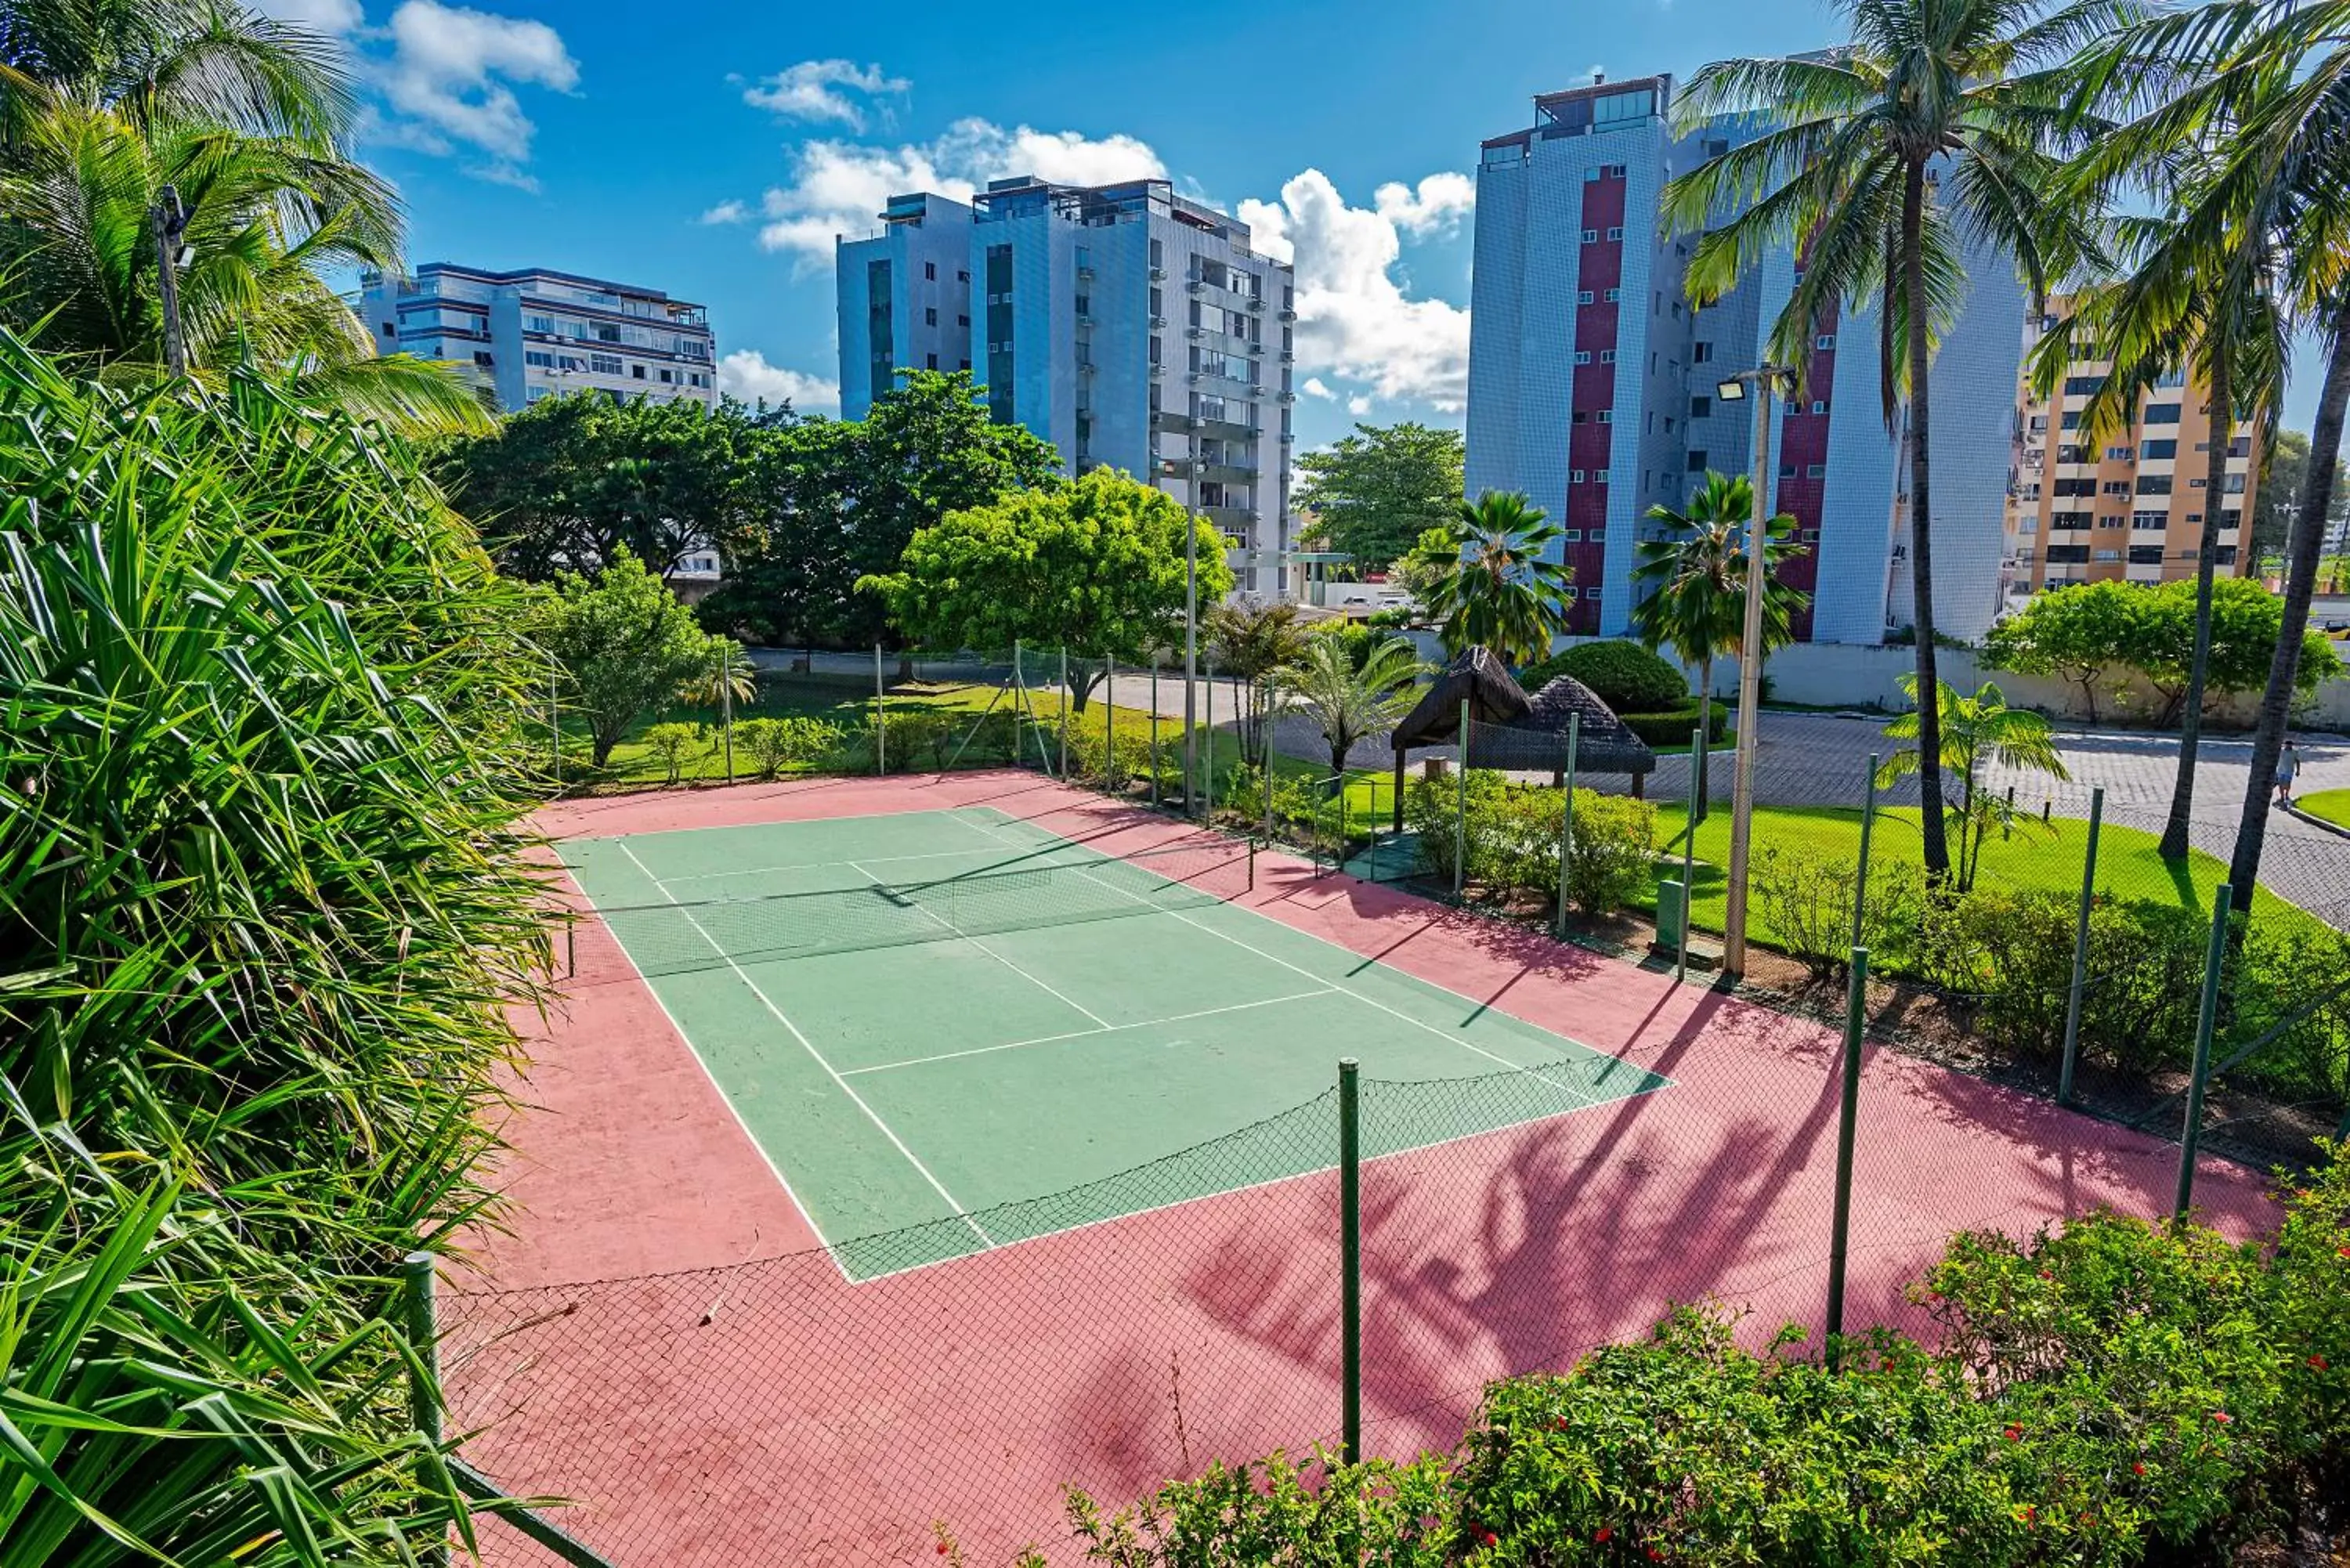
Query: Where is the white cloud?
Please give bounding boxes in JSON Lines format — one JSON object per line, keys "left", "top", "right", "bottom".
{"left": 1347, "top": 396, "right": 1374, "bottom": 416}
{"left": 1373, "top": 172, "right": 1475, "bottom": 237}
{"left": 1238, "top": 168, "right": 1473, "bottom": 412}
{"left": 745, "top": 116, "right": 1164, "bottom": 266}
{"left": 718, "top": 349, "right": 840, "bottom": 414}
{"left": 699, "top": 199, "right": 750, "bottom": 225}
{"left": 1301, "top": 377, "right": 1336, "bottom": 400}
{"left": 377, "top": 0, "right": 577, "bottom": 176}
{"left": 741, "top": 60, "right": 906, "bottom": 130}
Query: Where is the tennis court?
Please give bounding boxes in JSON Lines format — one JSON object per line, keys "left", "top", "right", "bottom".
{"left": 564, "top": 804, "right": 1670, "bottom": 1281}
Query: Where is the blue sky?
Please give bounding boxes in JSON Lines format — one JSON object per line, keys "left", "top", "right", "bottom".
{"left": 269, "top": 0, "right": 2322, "bottom": 444}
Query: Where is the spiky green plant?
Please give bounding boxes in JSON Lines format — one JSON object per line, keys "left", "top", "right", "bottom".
{"left": 1421, "top": 491, "right": 1574, "bottom": 667}
{"left": 1273, "top": 630, "right": 1426, "bottom": 784}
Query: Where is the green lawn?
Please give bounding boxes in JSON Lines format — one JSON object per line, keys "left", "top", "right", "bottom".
{"left": 1636, "top": 799, "right": 2315, "bottom": 941}
{"left": 2302, "top": 789, "right": 2350, "bottom": 832}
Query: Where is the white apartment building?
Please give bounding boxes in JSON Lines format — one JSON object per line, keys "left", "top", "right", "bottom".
{"left": 837, "top": 193, "right": 976, "bottom": 417}
{"left": 356, "top": 263, "right": 718, "bottom": 414}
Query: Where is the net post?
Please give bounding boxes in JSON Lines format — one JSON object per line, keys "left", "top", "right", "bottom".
{"left": 565, "top": 921, "right": 576, "bottom": 979}
{"left": 1150, "top": 660, "right": 1162, "bottom": 806}
{"left": 1246, "top": 836, "right": 1256, "bottom": 894}
{"left": 1204, "top": 659, "right": 1218, "bottom": 818}
{"left": 2173, "top": 882, "right": 2233, "bottom": 1226}
{"left": 2058, "top": 786, "right": 2104, "bottom": 1107}
{"left": 548, "top": 649, "right": 561, "bottom": 783}
{"left": 1554, "top": 712, "right": 1580, "bottom": 939}
{"left": 1104, "top": 654, "right": 1115, "bottom": 787}
{"left": 1678, "top": 724, "right": 1701, "bottom": 985}
{"left": 1058, "top": 646, "right": 1070, "bottom": 779}
{"left": 1337, "top": 1058, "right": 1361, "bottom": 1466}
{"left": 873, "top": 644, "right": 886, "bottom": 776}
{"left": 1824, "top": 947, "right": 1869, "bottom": 1370}
{"left": 400, "top": 1250, "right": 448, "bottom": 1568}
{"left": 1263, "top": 684, "right": 1276, "bottom": 843}
{"left": 1452, "top": 699, "right": 1470, "bottom": 899}
{"left": 1852, "top": 753, "right": 1878, "bottom": 952}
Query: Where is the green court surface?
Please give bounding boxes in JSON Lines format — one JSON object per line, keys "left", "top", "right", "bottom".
{"left": 566, "top": 806, "right": 1668, "bottom": 1281}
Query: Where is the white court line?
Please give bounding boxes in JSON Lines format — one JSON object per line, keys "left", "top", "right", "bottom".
{"left": 837, "top": 986, "right": 1342, "bottom": 1077}
{"left": 842, "top": 858, "right": 1112, "bottom": 1031}
{"left": 615, "top": 841, "right": 999, "bottom": 1250}
{"left": 945, "top": 811, "right": 1609, "bottom": 1109}
{"left": 660, "top": 843, "right": 1012, "bottom": 886}
{"left": 555, "top": 858, "right": 852, "bottom": 1286}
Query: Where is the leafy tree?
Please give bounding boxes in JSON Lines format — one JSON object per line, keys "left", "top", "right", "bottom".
{"left": 1665, "top": 0, "right": 2118, "bottom": 880}
{"left": 2248, "top": 430, "right": 2346, "bottom": 568}
{"left": 1293, "top": 421, "right": 1466, "bottom": 570}
{"left": 1520, "top": 640, "right": 1690, "bottom": 714}
{"left": 858, "top": 467, "right": 1231, "bottom": 713}
{"left": 1422, "top": 491, "right": 1574, "bottom": 667}
{"left": 1206, "top": 599, "right": 1311, "bottom": 764}
{"left": 2138, "top": 578, "right": 2341, "bottom": 723}
{"left": 836, "top": 370, "right": 1064, "bottom": 648}
{"left": 543, "top": 551, "right": 727, "bottom": 766}
{"left": 1390, "top": 523, "right": 1461, "bottom": 612}
{"left": 1980, "top": 580, "right": 2155, "bottom": 724}
{"left": 0, "top": 5, "right": 484, "bottom": 431}
{"left": 1879, "top": 677, "right": 2071, "bottom": 890}
{"left": 696, "top": 415, "right": 859, "bottom": 649}
{"left": 432, "top": 391, "right": 765, "bottom": 580}
{"left": 1273, "top": 630, "right": 1425, "bottom": 783}
{"left": 1629, "top": 470, "right": 1810, "bottom": 801}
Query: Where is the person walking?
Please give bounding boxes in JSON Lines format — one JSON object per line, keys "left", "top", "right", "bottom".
{"left": 2274, "top": 740, "right": 2300, "bottom": 809}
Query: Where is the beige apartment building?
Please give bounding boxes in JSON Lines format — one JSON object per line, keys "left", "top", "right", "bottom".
{"left": 2001, "top": 302, "right": 2261, "bottom": 603}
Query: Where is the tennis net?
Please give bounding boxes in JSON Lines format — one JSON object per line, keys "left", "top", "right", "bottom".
{"left": 583, "top": 836, "right": 1255, "bottom": 977}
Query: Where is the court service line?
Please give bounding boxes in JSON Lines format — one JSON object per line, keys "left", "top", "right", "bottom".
{"left": 842, "top": 858, "right": 1112, "bottom": 1031}
{"left": 555, "top": 862, "right": 853, "bottom": 1286}
{"left": 616, "top": 841, "right": 1000, "bottom": 1251}
{"left": 837, "top": 986, "right": 1342, "bottom": 1077}
{"left": 946, "top": 811, "right": 1605, "bottom": 1110}
{"left": 659, "top": 842, "right": 1011, "bottom": 887}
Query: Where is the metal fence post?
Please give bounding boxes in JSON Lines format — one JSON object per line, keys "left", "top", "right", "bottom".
{"left": 1104, "top": 654, "right": 1115, "bottom": 786}
{"left": 1337, "top": 1058, "right": 1361, "bottom": 1466}
{"left": 1554, "top": 712, "right": 1581, "bottom": 939}
{"left": 1678, "top": 724, "right": 1701, "bottom": 985}
{"left": 1452, "top": 700, "right": 1470, "bottom": 898}
{"left": 1825, "top": 948, "right": 1869, "bottom": 1370}
{"left": 1058, "top": 646, "right": 1070, "bottom": 779}
{"left": 873, "top": 644, "right": 886, "bottom": 776}
{"left": 1264, "top": 685, "right": 1278, "bottom": 842}
{"left": 1851, "top": 753, "right": 1878, "bottom": 952}
{"left": 548, "top": 650, "right": 561, "bottom": 782}
{"left": 1150, "top": 660, "right": 1162, "bottom": 807}
{"left": 719, "top": 647, "right": 734, "bottom": 785}
{"left": 401, "top": 1251, "right": 446, "bottom": 1568}
{"left": 1205, "top": 659, "right": 1218, "bottom": 818}
{"left": 2173, "top": 883, "right": 2234, "bottom": 1225}
{"left": 2058, "top": 787, "right": 2105, "bottom": 1106}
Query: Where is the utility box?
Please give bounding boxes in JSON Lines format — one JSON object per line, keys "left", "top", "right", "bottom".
{"left": 1654, "top": 876, "right": 1687, "bottom": 950}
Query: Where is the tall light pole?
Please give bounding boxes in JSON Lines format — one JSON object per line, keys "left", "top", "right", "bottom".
{"left": 1716, "top": 364, "right": 1789, "bottom": 981}
{"left": 1184, "top": 504, "right": 1199, "bottom": 816}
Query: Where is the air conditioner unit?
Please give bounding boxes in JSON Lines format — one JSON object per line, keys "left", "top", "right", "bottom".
{"left": 1187, "top": 327, "right": 1205, "bottom": 338}
{"left": 1148, "top": 267, "right": 1166, "bottom": 280}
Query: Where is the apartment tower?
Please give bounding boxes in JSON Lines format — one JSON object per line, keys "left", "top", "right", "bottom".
{"left": 836, "top": 193, "right": 976, "bottom": 418}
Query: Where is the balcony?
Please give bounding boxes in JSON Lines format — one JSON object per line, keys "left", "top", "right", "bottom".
{"left": 1278, "top": 308, "right": 1296, "bottom": 322}
{"left": 1201, "top": 504, "right": 1257, "bottom": 532}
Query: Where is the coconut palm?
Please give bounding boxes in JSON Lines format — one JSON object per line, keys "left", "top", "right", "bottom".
{"left": 2026, "top": 207, "right": 2286, "bottom": 862}
{"left": 1421, "top": 490, "right": 1574, "bottom": 667}
{"left": 1206, "top": 598, "right": 1311, "bottom": 764}
{"left": 2064, "top": 1, "right": 2350, "bottom": 900}
{"left": 1273, "top": 629, "right": 1424, "bottom": 785}
{"left": 1662, "top": 0, "right": 2128, "bottom": 880}
{"left": 1629, "top": 470, "right": 1812, "bottom": 814}
{"left": 1878, "top": 675, "right": 2071, "bottom": 889}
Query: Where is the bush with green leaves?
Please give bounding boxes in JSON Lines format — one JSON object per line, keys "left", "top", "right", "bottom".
{"left": 1518, "top": 640, "right": 1688, "bottom": 714}
{"left": 1561, "top": 791, "right": 1658, "bottom": 916}
{"left": 1617, "top": 701, "right": 1730, "bottom": 748}
{"left": 642, "top": 721, "right": 709, "bottom": 786}
{"left": 1750, "top": 842, "right": 1925, "bottom": 979}
{"left": 736, "top": 716, "right": 845, "bottom": 780}
{"left": 1065, "top": 726, "right": 1153, "bottom": 792}
{"left": 543, "top": 550, "right": 731, "bottom": 768}
{"left": 1405, "top": 775, "right": 1656, "bottom": 917}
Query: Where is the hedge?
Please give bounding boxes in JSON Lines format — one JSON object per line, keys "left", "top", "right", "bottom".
{"left": 1520, "top": 640, "right": 1689, "bottom": 713}
{"left": 1618, "top": 702, "right": 1730, "bottom": 747}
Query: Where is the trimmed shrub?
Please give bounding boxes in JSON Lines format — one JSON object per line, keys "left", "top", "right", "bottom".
{"left": 642, "top": 721, "right": 707, "bottom": 786}
{"left": 1751, "top": 842, "right": 1925, "bottom": 979}
{"left": 1066, "top": 727, "right": 1153, "bottom": 792}
{"left": 737, "top": 716, "right": 844, "bottom": 780}
{"left": 1562, "top": 791, "right": 1657, "bottom": 916}
{"left": 1618, "top": 702, "right": 1730, "bottom": 747}
{"left": 1520, "top": 639, "right": 1688, "bottom": 714}
{"left": 1407, "top": 773, "right": 1655, "bottom": 916}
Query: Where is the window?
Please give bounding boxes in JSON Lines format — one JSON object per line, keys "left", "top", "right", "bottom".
{"left": 1571, "top": 468, "right": 1585, "bottom": 483}
{"left": 1692, "top": 341, "right": 1714, "bottom": 363}
{"left": 924, "top": 262, "right": 936, "bottom": 280}
{"left": 1812, "top": 400, "right": 1830, "bottom": 415}
{"left": 1687, "top": 451, "right": 1708, "bottom": 471}
{"left": 2057, "top": 444, "right": 2092, "bottom": 464}
{"left": 957, "top": 269, "right": 968, "bottom": 284}
{"left": 473, "top": 351, "right": 493, "bottom": 367}
{"left": 659, "top": 368, "right": 676, "bottom": 384}
{"left": 1594, "top": 469, "right": 1610, "bottom": 483}
{"left": 2137, "top": 475, "right": 2174, "bottom": 495}
{"left": 588, "top": 353, "right": 621, "bottom": 375}
{"left": 1815, "top": 333, "right": 1837, "bottom": 350}
{"left": 2064, "top": 374, "right": 2106, "bottom": 397}
{"left": 1585, "top": 585, "right": 1606, "bottom": 598}
{"left": 1562, "top": 529, "right": 1582, "bottom": 542}
{"left": 1583, "top": 165, "right": 1603, "bottom": 182}
{"left": 925, "top": 307, "right": 938, "bottom": 326}
{"left": 1607, "top": 225, "right": 1624, "bottom": 240}
{"left": 1596, "top": 409, "right": 1613, "bottom": 424}
{"left": 2141, "top": 438, "right": 2176, "bottom": 458}
{"left": 1781, "top": 463, "right": 1798, "bottom": 479}
{"left": 631, "top": 364, "right": 646, "bottom": 380}
{"left": 526, "top": 386, "right": 549, "bottom": 403}
{"left": 2143, "top": 403, "right": 2182, "bottom": 423}
{"left": 524, "top": 350, "right": 554, "bottom": 368}
{"left": 926, "top": 353, "right": 938, "bottom": 370}
{"left": 2102, "top": 480, "right": 2131, "bottom": 495}
{"left": 2106, "top": 445, "right": 2133, "bottom": 461}
{"left": 1807, "top": 464, "right": 1828, "bottom": 479}
{"left": 2224, "top": 474, "right": 2247, "bottom": 493}
{"left": 1574, "top": 351, "right": 1592, "bottom": 365}
{"left": 1600, "top": 349, "right": 1617, "bottom": 363}
{"left": 379, "top": 321, "right": 395, "bottom": 336}
{"left": 1572, "top": 410, "right": 1589, "bottom": 425}
{"left": 1578, "top": 290, "right": 1596, "bottom": 305}
{"left": 2131, "top": 510, "right": 2167, "bottom": 529}
{"left": 1689, "top": 396, "right": 1711, "bottom": 418}
{"left": 957, "top": 314, "right": 969, "bottom": 327}
{"left": 2061, "top": 411, "right": 2083, "bottom": 429}
{"left": 1603, "top": 287, "right": 1622, "bottom": 302}
{"left": 1582, "top": 228, "right": 1599, "bottom": 243}
{"left": 1611, "top": 164, "right": 1626, "bottom": 177}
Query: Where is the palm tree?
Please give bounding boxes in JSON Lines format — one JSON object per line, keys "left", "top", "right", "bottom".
{"left": 1421, "top": 490, "right": 1574, "bottom": 667}
{"left": 1206, "top": 599, "right": 1311, "bottom": 764}
{"left": 1629, "top": 470, "right": 1812, "bottom": 815}
{"left": 1878, "top": 675, "right": 2071, "bottom": 889}
{"left": 1662, "top": 0, "right": 2126, "bottom": 880}
{"left": 0, "top": 6, "right": 486, "bottom": 431}
{"left": 1273, "top": 630, "right": 1424, "bottom": 785}
{"left": 2065, "top": 2, "right": 2350, "bottom": 901}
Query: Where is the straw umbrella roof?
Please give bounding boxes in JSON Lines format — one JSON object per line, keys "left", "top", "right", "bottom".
{"left": 1390, "top": 647, "right": 1531, "bottom": 750}
{"left": 1391, "top": 648, "right": 1654, "bottom": 778}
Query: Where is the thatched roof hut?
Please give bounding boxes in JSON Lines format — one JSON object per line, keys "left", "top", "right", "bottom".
{"left": 1387, "top": 649, "right": 1656, "bottom": 828}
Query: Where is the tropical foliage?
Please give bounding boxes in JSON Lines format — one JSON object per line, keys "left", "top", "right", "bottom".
{"left": 1421, "top": 490, "right": 1574, "bottom": 667}
{"left": 1665, "top": 0, "right": 2120, "bottom": 880}
{"left": 1292, "top": 421, "right": 1466, "bottom": 570}
{"left": 544, "top": 550, "right": 736, "bottom": 767}
{"left": 1879, "top": 676, "right": 2072, "bottom": 890}
{"left": 1206, "top": 599, "right": 1313, "bottom": 764}
{"left": 1273, "top": 630, "right": 1424, "bottom": 782}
